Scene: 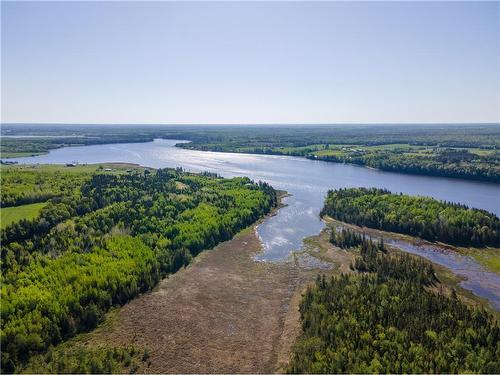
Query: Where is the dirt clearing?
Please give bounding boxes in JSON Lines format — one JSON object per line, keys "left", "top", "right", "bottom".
{"left": 75, "top": 223, "right": 322, "bottom": 373}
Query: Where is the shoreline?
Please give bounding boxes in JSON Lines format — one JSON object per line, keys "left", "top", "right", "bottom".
{"left": 317, "top": 216, "right": 500, "bottom": 315}
{"left": 323, "top": 216, "right": 500, "bottom": 275}
{"left": 3, "top": 136, "right": 498, "bottom": 184}
{"left": 177, "top": 142, "right": 500, "bottom": 184}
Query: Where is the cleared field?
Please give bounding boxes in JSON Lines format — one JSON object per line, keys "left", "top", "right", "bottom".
{"left": 58, "top": 226, "right": 308, "bottom": 373}
{"left": 468, "top": 248, "right": 500, "bottom": 274}
{"left": 1, "top": 202, "right": 47, "bottom": 228}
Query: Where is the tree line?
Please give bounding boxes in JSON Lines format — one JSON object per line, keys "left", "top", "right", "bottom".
{"left": 22, "top": 346, "right": 146, "bottom": 374}
{"left": 313, "top": 149, "right": 499, "bottom": 183}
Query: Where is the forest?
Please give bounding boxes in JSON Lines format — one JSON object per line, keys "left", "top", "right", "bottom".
{"left": 321, "top": 187, "right": 500, "bottom": 247}
{"left": 2, "top": 124, "right": 499, "bottom": 182}
{"left": 289, "top": 229, "right": 500, "bottom": 373}
{"left": 0, "top": 166, "right": 277, "bottom": 372}
{"left": 22, "top": 346, "right": 146, "bottom": 373}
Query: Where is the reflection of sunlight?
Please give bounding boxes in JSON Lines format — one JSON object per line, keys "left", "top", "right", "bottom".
{"left": 11, "top": 138, "right": 500, "bottom": 309}
{"left": 267, "top": 236, "right": 291, "bottom": 247}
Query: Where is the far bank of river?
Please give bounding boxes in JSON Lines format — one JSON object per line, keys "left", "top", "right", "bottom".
{"left": 9, "top": 138, "right": 500, "bottom": 309}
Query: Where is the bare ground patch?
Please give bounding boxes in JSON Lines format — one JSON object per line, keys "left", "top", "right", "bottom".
{"left": 66, "top": 212, "right": 355, "bottom": 374}
{"left": 73, "top": 223, "right": 321, "bottom": 373}
{"left": 299, "top": 226, "right": 356, "bottom": 275}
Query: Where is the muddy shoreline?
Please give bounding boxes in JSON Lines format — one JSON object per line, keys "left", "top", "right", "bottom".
{"left": 47, "top": 193, "right": 318, "bottom": 373}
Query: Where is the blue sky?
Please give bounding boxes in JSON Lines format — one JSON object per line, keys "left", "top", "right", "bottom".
{"left": 1, "top": 1, "right": 499, "bottom": 124}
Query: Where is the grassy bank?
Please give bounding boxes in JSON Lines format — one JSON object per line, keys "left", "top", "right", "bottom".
{"left": 1, "top": 202, "right": 47, "bottom": 228}
{"left": 467, "top": 247, "right": 500, "bottom": 274}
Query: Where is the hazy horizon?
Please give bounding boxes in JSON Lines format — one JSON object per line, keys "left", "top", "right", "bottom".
{"left": 2, "top": 2, "right": 499, "bottom": 124}
{"left": 2, "top": 122, "right": 500, "bottom": 127}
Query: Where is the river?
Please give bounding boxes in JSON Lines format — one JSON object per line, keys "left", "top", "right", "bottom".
{"left": 8, "top": 138, "right": 500, "bottom": 309}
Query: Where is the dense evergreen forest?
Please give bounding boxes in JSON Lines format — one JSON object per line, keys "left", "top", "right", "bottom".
{"left": 289, "top": 231, "right": 500, "bottom": 373}
{"left": 0, "top": 166, "right": 276, "bottom": 372}
{"left": 2, "top": 124, "right": 499, "bottom": 182}
{"left": 321, "top": 188, "right": 500, "bottom": 247}
{"left": 22, "top": 346, "right": 148, "bottom": 374}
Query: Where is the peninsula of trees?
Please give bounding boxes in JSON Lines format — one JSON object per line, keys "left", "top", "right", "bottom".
{"left": 321, "top": 188, "right": 500, "bottom": 247}
{"left": 1, "top": 165, "right": 276, "bottom": 372}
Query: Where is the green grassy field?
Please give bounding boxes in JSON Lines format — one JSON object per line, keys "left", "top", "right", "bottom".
{"left": 0, "top": 151, "right": 47, "bottom": 158}
{"left": 255, "top": 142, "right": 497, "bottom": 161}
{"left": 1, "top": 202, "right": 48, "bottom": 228}
{"left": 468, "top": 248, "right": 500, "bottom": 274}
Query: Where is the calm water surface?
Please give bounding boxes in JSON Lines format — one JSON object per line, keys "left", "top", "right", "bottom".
{"left": 9, "top": 139, "right": 500, "bottom": 309}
